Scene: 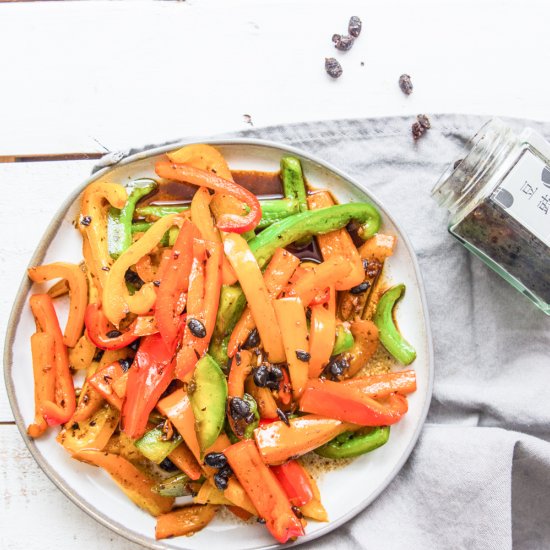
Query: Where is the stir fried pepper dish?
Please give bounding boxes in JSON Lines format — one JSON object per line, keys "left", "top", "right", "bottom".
{"left": 26, "top": 144, "right": 417, "bottom": 543}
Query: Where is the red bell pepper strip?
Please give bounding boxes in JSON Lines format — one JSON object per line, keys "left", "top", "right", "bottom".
{"left": 155, "top": 161, "right": 262, "bottom": 234}
{"left": 29, "top": 294, "right": 76, "bottom": 426}
{"left": 271, "top": 460, "right": 314, "bottom": 507}
{"left": 175, "top": 239, "right": 222, "bottom": 381}
{"left": 155, "top": 220, "right": 199, "bottom": 347}
{"left": 122, "top": 332, "right": 178, "bottom": 439}
{"left": 224, "top": 440, "right": 304, "bottom": 543}
{"left": 88, "top": 361, "right": 127, "bottom": 410}
{"left": 85, "top": 303, "right": 158, "bottom": 350}
{"left": 299, "top": 378, "right": 409, "bottom": 426}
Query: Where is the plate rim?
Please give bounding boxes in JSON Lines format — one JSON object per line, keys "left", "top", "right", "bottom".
{"left": 4, "top": 137, "right": 434, "bottom": 550}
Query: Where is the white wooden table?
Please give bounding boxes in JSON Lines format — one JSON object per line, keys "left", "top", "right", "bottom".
{"left": 2, "top": 1, "right": 549, "bottom": 548}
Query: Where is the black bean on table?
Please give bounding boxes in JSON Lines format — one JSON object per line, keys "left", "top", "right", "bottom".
{"left": 399, "top": 74, "right": 413, "bottom": 95}
{"left": 348, "top": 15, "right": 362, "bottom": 37}
{"left": 325, "top": 57, "right": 343, "bottom": 79}
{"left": 333, "top": 34, "right": 355, "bottom": 51}
{"left": 417, "top": 114, "right": 431, "bottom": 129}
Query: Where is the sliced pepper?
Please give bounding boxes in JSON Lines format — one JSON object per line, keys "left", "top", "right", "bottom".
{"left": 29, "top": 294, "right": 76, "bottom": 425}
{"left": 155, "top": 161, "right": 261, "bottom": 234}
{"left": 271, "top": 460, "right": 314, "bottom": 507}
{"left": 253, "top": 415, "right": 354, "bottom": 465}
{"left": 346, "top": 319, "right": 379, "bottom": 376}
{"left": 223, "top": 233, "right": 286, "bottom": 363}
{"left": 135, "top": 426, "right": 183, "bottom": 464}
{"left": 227, "top": 350, "right": 253, "bottom": 398}
{"left": 308, "top": 285, "right": 336, "bottom": 378}
{"left": 71, "top": 364, "right": 105, "bottom": 424}
{"left": 299, "top": 378, "right": 409, "bottom": 426}
{"left": 280, "top": 156, "right": 308, "bottom": 214}
{"left": 245, "top": 377, "right": 279, "bottom": 420}
{"left": 102, "top": 212, "right": 180, "bottom": 326}
{"left": 108, "top": 178, "right": 157, "bottom": 259}
{"left": 167, "top": 443, "right": 203, "bottom": 481}
{"left": 88, "top": 360, "right": 127, "bottom": 410}
{"left": 228, "top": 248, "right": 299, "bottom": 357}
{"left": 68, "top": 333, "right": 96, "bottom": 371}
{"left": 340, "top": 370, "right": 417, "bottom": 397}
{"left": 373, "top": 284, "right": 416, "bottom": 365}
{"left": 175, "top": 239, "right": 222, "bottom": 380}
{"left": 167, "top": 143, "right": 234, "bottom": 181}
{"left": 152, "top": 472, "right": 193, "bottom": 497}
{"left": 315, "top": 426, "right": 390, "bottom": 459}
{"left": 273, "top": 297, "right": 309, "bottom": 399}
{"left": 332, "top": 323, "right": 354, "bottom": 356}
{"left": 155, "top": 504, "right": 217, "bottom": 540}
{"left": 224, "top": 440, "right": 304, "bottom": 543}
{"left": 27, "top": 332, "right": 56, "bottom": 438}
{"left": 122, "top": 332, "right": 177, "bottom": 439}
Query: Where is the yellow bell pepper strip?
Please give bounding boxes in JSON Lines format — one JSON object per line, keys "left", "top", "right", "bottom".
{"left": 57, "top": 405, "right": 119, "bottom": 454}
{"left": 29, "top": 294, "right": 76, "bottom": 426}
{"left": 27, "top": 332, "right": 56, "bottom": 438}
{"left": 111, "top": 370, "right": 128, "bottom": 399}
{"left": 73, "top": 450, "right": 174, "bottom": 516}
{"left": 155, "top": 220, "right": 199, "bottom": 347}
{"left": 308, "top": 284, "right": 336, "bottom": 378}
{"left": 167, "top": 143, "right": 234, "bottom": 181}
{"left": 102, "top": 213, "right": 179, "bottom": 326}
{"left": 286, "top": 257, "right": 351, "bottom": 306}
{"left": 88, "top": 360, "right": 127, "bottom": 410}
{"left": 80, "top": 182, "right": 127, "bottom": 291}
{"left": 194, "top": 482, "right": 234, "bottom": 506}
{"left": 28, "top": 262, "right": 88, "bottom": 348}
{"left": 300, "top": 467, "right": 328, "bottom": 522}
{"left": 228, "top": 248, "right": 300, "bottom": 358}
{"left": 155, "top": 161, "right": 262, "bottom": 234}
{"left": 191, "top": 186, "right": 238, "bottom": 286}
{"left": 71, "top": 364, "right": 104, "bottom": 424}
{"left": 175, "top": 239, "right": 223, "bottom": 380}
{"left": 68, "top": 334, "right": 96, "bottom": 370}
{"left": 223, "top": 233, "right": 286, "bottom": 363}
{"left": 85, "top": 303, "right": 157, "bottom": 351}
{"left": 271, "top": 460, "right": 314, "bottom": 507}
{"left": 253, "top": 415, "right": 354, "bottom": 465}
{"left": 122, "top": 332, "right": 179, "bottom": 440}
{"left": 227, "top": 350, "right": 253, "bottom": 398}
{"left": 155, "top": 504, "right": 218, "bottom": 540}
{"left": 300, "top": 378, "right": 409, "bottom": 426}
{"left": 245, "top": 377, "right": 279, "bottom": 419}
{"left": 224, "top": 440, "right": 305, "bottom": 543}
{"left": 167, "top": 442, "right": 203, "bottom": 481}
{"left": 307, "top": 191, "right": 364, "bottom": 290}
{"left": 346, "top": 319, "right": 379, "bottom": 376}
{"left": 273, "top": 297, "right": 309, "bottom": 400}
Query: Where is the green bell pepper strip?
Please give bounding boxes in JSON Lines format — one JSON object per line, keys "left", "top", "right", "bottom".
{"left": 280, "top": 156, "right": 308, "bottom": 213}
{"left": 373, "top": 284, "right": 417, "bottom": 365}
{"left": 151, "top": 472, "right": 193, "bottom": 497}
{"left": 135, "top": 426, "right": 183, "bottom": 464}
{"left": 209, "top": 203, "right": 382, "bottom": 365}
{"left": 107, "top": 178, "right": 157, "bottom": 259}
{"left": 135, "top": 204, "right": 189, "bottom": 219}
{"left": 332, "top": 324, "right": 355, "bottom": 355}
{"left": 315, "top": 426, "right": 390, "bottom": 459}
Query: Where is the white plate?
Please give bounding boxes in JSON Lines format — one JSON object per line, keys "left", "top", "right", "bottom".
{"left": 4, "top": 140, "right": 434, "bottom": 550}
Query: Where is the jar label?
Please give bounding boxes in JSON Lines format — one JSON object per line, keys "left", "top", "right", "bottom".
{"left": 492, "top": 150, "right": 550, "bottom": 246}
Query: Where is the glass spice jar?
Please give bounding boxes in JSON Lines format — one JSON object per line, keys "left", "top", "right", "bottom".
{"left": 432, "top": 118, "right": 550, "bottom": 315}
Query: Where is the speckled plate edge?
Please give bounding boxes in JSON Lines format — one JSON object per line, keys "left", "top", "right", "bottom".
{"left": 4, "top": 138, "right": 434, "bottom": 550}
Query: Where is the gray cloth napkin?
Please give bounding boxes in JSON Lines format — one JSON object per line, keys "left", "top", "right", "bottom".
{"left": 102, "top": 115, "right": 550, "bottom": 550}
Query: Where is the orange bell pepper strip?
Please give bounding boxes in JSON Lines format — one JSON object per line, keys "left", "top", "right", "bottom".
{"left": 299, "top": 378, "right": 409, "bottom": 426}
{"left": 271, "top": 460, "right": 314, "bottom": 507}
{"left": 228, "top": 248, "right": 300, "bottom": 357}
{"left": 253, "top": 415, "right": 354, "bottom": 465}
{"left": 155, "top": 161, "right": 261, "bottom": 234}
{"left": 155, "top": 220, "right": 199, "bottom": 348}
{"left": 88, "top": 360, "right": 127, "bottom": 409}
{"left": 359, "top": 233, "right": 397, "bottom": 262}
{"left": 340, "top": 370, "right": 417, "bottom": 397}
{"left": 223, "top": 233, "right": 286, "bottom": 363}
{"left": 227, "top": 350, "right": 253, "bottom": 398}
{"left": 346, "top": 319, "right": 379, "bottom": 376}
{"left": 224, "top": 440, "right": 304, "bottom": 543}
{"left": 167, "top": 443, "right": 203, "bottom": 481}
{"left": 245, "top": 377, "right": 279, "bottom": 419}
{"left": 286, "top": 256, "right": 351, "bottom": 306}
{"left": 71, "top": 363, "right": 104, "bottom": 424}
{"left": 29, "top": 294, "right": 76, "bottom": 426}
{"left": 307, "top": 191, "right": 364, "bottom": 290}
{"left": 272, "top": 297, "right": 309, "bottom": 400}
{"left": 167, "top": 143, "right": 234, "bottom": 181}
{"left": 155, "top": 504, "right": 217, "bottom": 540}
{"left": 73, "top": 450, "right": 174, "bottom": 516}
{"left": 300, "top": 468, "right": 328, "bottom": 522}
{"left": 80, "top": 182, "right": 127, "bottom": 291}
{"left": 111, "top": 371, "right": 128, "bottom": 399}
{"left": 175, "top": 239, "right": 223, "bottom": 380}
{"left": 102, "top": 213, "right": 180, "bottom": 327}
{"left": 28, "top": 262, "right": 88, "bottom": 348}
{"left": 191, "top": 186, "right": 238, "bottom": 286}
{"left": 308, "top": 285, "right": 336, "bottom": 378}
{"left": 68, "top": 333, "right": 96, "bottom": 371}
{"left": 27, "top": 332, "right": 56, "bottom": 438}
{"left": 227, "top": 505, "right": 253, "bottom": 522}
